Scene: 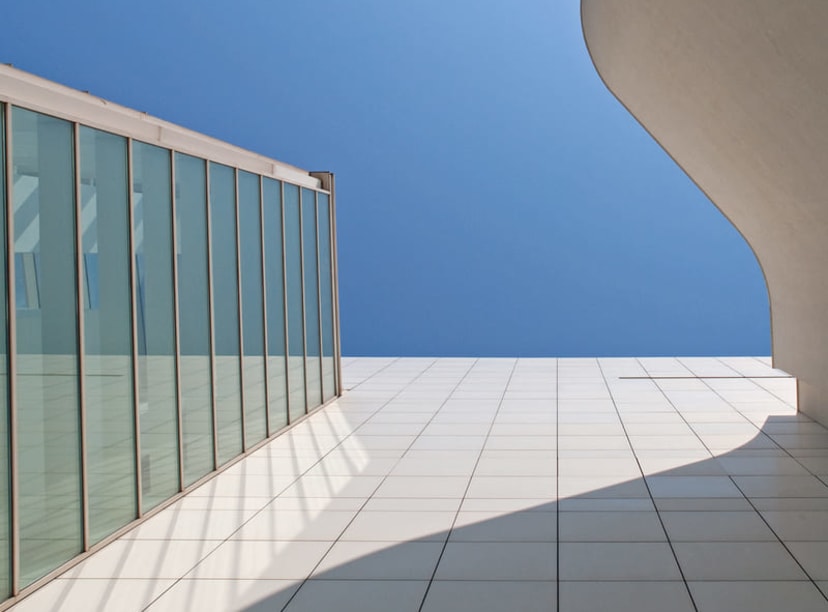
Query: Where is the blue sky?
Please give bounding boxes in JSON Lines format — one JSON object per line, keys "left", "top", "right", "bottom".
{"left": 2, "top": 0, "right": 770, "bottom": 357}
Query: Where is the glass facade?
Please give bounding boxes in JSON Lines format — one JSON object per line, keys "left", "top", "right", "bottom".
{"left": 174, "top": 153, "right": 214, "bottom": 486}
{"left": 208, "top": 163, "right": 243, "bottom": 466}
{"left": 262, "top": 179, "right": 287, "bottom": 432}
{"left": 0, "top": 98, "right": 338, "bottom": 600}
{"left": 0, "top": 104, "right": 8, "bottom": 600}
{"left": 302, "top": 188, "right": 322, "bottom": 410}
{"left": 133, "top": 141, "right": 180, "bottom": 513}
{"left": 13, "top": 108, "right": 83, "bottom": 586}
{"left": 238, "top": 171, "right": 267, "bottom": 446}
{"left": 318, "top": 193, "right": 336, "bottom": 402}
{"left": 79, "top": 127, "right": 137, "bottom": 544}
{"left": 284, "top": 184, "right": 306, "bottom": 422}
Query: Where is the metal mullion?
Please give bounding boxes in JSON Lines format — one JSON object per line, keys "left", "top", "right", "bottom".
{"left": 279, "top": 181, "right": 291, "bottom": 424}
{"left": 169, "top": 151, "right": 185, "bottom": 491}
{"left": 258, "top": 176, "right": 270, "bottom": 436}
{"left": 314, "top": 191, "right": 324, "bottom": 406}
{"left": 72, "top": 123, "right": 89, "bottom": 552}
{"left": 297, "top": 188, "right": 309, "bottom": 414}
{"left": 234, "top": 170, "right": 247, "bottom": 449}
{"left": 126, "top": 138, "right": 143, "bottom": 518}
{"left": 327, "top": 174, "right": 342, "bottom": 396}
{"left": 5, "top": 103, "right": 19, "bottom": 597}
{"left": 204, "top": 162, "right": 218, "bottom": 470}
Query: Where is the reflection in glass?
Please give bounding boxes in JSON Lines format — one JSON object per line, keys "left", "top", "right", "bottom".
{"left": 174, "top": 153, "right": 214, "bottom": 486}
{"left": 209, "top": 163, "right": 242, "bottom": 463}
{"left": 262, "top": 179, "right": 287, "bottom": 433}
{"left": 284, "top": 184, "right": 306, "bottom": 421}
{"left": 0, "top": 104, "right": 10, "bottom": 597}
{"left": 238, "top": 171, "right": 267, "bottom": 445}
{"left": 132, "top": 141, "right": 180, "bottom": 511}
{"left": 302, "top": 189, "right": 321, "bottom": 409}
{"left": 12, "top": 108, "right": 83, "bottom": 585}
{"left": 318, "top": 194, "right": 336, "bottom": 402}
{"left": 79, "top": 127, "right": 137, "bottom": 544}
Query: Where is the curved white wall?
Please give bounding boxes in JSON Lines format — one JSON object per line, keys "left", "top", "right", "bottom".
{"left": 581, "top": 0, "right": 828, "bottom": 424}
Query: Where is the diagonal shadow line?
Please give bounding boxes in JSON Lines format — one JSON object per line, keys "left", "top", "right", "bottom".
{"left": 230, "top": 412, "right": 828, "bottom": 612}
{"left": 38, "top": 361, "right": 828, "bottom": 612}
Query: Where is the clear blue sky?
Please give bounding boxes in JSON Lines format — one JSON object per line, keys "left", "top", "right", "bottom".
{"left": 2, "top": 0, "right": 770, "bottom": 357}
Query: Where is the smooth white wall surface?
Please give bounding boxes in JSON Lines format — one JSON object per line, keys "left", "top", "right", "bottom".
{"left": 581, "top": 0, "right": 828, "bottom": 424}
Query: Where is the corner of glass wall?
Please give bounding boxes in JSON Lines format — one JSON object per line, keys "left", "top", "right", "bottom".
{"left": 301, "top": 189, "right": 322, "bottom": 412}
{"left": 317, "top": 192, "right": 336, "bottom": 403}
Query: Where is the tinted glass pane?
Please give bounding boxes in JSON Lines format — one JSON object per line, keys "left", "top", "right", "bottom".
{"left": 301, "top": 189, "right": 321, "bottom": 409}
{"left": 318, "top": 193, "right": 336, "bottom": 402}
{"left": 79, "top": 127, "right": 137, "bottom": 544}
{"left": 132, "top": 141, "right": 179, "bottom": 511}
{"left": 0, "top": 104, "right": 10, "bottom": 597}
{"left": 209, "top": 163, "right": 242, "bottom": 463}
{"left": 238, "top": 171, "right": 266, "bottom": 445}
{"left": 12, "top": 108, "right": 82, "bottom": 585}
{"left": 262, "top": 179, "right": 287, "bottom": 433}
{"left": 283, "top": 184, "right": 305, "bottom": 421}
{"left": 174, "top": 153, "right": 213, "bottom": 486}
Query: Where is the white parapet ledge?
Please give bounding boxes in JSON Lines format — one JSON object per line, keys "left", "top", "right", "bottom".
{"left": 0, "top": 64, "right": 324, "bottom": 191}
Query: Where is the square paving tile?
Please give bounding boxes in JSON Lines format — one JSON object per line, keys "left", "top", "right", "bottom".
{"left": 283, "top": 580, "right": 429, "bottom": 612}
{"left": 559, "top": 581, "right": 694, "bottom": 612}
{"left": 422, "top": 581, "right": 557, "bottom": 612}
{"left": 559, "top": 511, "right": 666, "bottom": 542}
{"left": 559, "top": 542, "right": 681, "bottom": 580}
{"left": 673, "top": 541, "right": 808, "bottom": 581}
{"left": 435, "top": 542, "right": 556, "bottom": 581}
{"left": 312, "top": 541, "right": 443, "bottom": 580}
{"left": 688, "top": 581, "right": 828, "bottom": 612}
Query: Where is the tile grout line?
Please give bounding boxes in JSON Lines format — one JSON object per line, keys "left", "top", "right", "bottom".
{"left": 599, "top": 358, "right": 700, "bottom": 612}
{"left": 711, "top": 357, "right": 796, "bottom": 409}
{"left": 416, "top": 358, "right": 519, "bottom": 612}
{"left": 709, "top": 356, "right": 828, "bottom": 487}
{"left": 680, "top": 358, "right": 828, "bottom": 492}
{"left": 281, "top": 358, "right": 481, "bottom": 611}
{"left": 680, "top": 358, "right": 828, "bottom": 486}
{"left": 137, "top": 356, "right": 419, "bottom": 611}
{"left": 676, "top": 358, "right": 828, "bottom": 603}
{"left": 725, "top": 475, "right": 828, "bottom": 602}
{"left": 642, "top": 357, "right": 827, "bottom": 603}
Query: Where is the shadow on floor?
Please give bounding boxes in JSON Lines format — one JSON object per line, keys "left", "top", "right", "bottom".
{"left": 229, "top": 414, "right": 828, "bottom": 612}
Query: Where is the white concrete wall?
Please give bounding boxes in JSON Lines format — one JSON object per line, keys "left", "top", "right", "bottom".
{"left": 581, "top": 0, "right": 828, "bottom": 425}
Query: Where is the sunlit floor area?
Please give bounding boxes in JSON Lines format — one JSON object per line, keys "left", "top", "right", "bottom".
{"left": 11, "top": 356, "right": 828, "bottom": 612}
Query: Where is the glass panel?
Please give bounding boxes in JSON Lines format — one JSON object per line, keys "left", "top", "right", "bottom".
{"left": 174, "top": 153, "right": 213, "bottom": 486}
{"left": 12, "top": 108, "right": 82, "bottom": 585}
{"left": 301, "top": 189, "right": 321, "bottom": 410}
{"left": 132, "top": 141, "right": 179, "bottom": 511}
{"left": 318, "top": 193, "right": 336, "bottom": 403}
{"left": 237, "top": 171, "right": 266, "bottom": 445}
{"left": 262, "top": 179, "right": 287, "bottom": 433}
{"left": 79, "top": 127, "right": 137, "bottom": 544}
{"left": 284, "top": 184, "right": 305, "bottom": 421}
{"left": 209, "top": 163, "right": 242, "bottom": 464}
{"left": 0, "top": 103, "right": 10, "bottom": 598}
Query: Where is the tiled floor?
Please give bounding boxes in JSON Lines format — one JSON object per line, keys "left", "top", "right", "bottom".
{"left": 11, "top": 356, "right": 828, "bottom": 611}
